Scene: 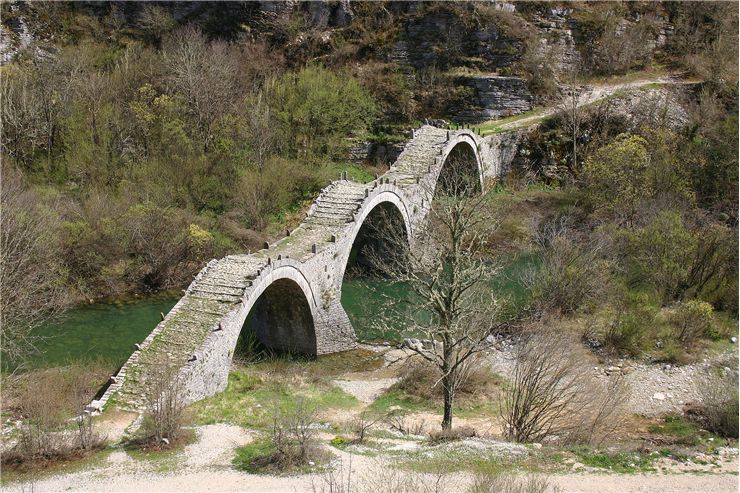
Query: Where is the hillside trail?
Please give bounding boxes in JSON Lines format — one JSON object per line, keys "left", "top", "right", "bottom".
{"left": 493, "top": 74, "right": 690, "bottom": 132}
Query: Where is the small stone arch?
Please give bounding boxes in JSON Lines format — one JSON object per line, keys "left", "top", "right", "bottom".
{"left": 437, "top": 136, "right": 484, "bottom": 195}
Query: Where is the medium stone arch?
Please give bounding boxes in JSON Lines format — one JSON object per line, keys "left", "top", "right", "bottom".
{"left": 335, "top": 190, "right": 412, "bottom": 283}
{"left": 437, "top": 136, "right": 484, "bottom": 195}
{"left": 235, "top": 264, "right": 319, "bottom": 356}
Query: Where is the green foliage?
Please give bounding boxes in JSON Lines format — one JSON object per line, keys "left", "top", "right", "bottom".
{"left": 232, "top": 440, "right": 276, "bottom": 473}
{"left": 669, "top": 300, "right": 715, "bottom": 349}
{"left": 583, "top": 132, "right": 691, "bottom": 225}
{"left": 618, "top": 211, "right": 695, "bottom": 303}
{"left": 617, "top": 211, "right": 736, "bottom": 306}
{"left": 270, "top": 65, "right": 378, "bottom": 162}
{"left": 330, "top": 436, "right": 347, "bottom": 447}
{"left": 571, "top": 447, "right": 655, "bottom": 473}
{"left": 647, "top": 415, "right": 702, "bottom": 444}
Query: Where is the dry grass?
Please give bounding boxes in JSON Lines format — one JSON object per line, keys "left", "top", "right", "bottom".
{"left": 396, "top": 357, "right": 503, "bottom": 406}
{"left": 1, "top": 364, "right": 109, "bottom": 471}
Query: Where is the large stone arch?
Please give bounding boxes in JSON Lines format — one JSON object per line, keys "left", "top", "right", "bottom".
{"left": 233, "top": 263, "right": 319, "bottom": 356}
{"left": 95, "top": 124, "right": 507, "bottom": 412}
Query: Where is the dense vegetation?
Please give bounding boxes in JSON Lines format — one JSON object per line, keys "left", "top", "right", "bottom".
{"left": 1, "top": 1, "right": 737, "bottom": 365}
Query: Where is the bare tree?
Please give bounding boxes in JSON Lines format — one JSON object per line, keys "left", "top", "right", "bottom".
{"left": 501, "top": 325, "right": 626, "bottom": 445}
{"left": 364, "top": 163, "right": 502, "bottom": 430}
{"left": 521, "top": 214, "right": 609, "bottom": 316}
{"left": 138, "top": 361, "right": 187, "bottom": 448}
{"left": 243, "top": 88, "right": 277, "bottom": 173}
{"left": 162, "top": 25, "right": 240, "bottom": 151}
{"left": 557, "top": 65, "right": 583, "bottom": 174}
{"left": 0, "top": 166, "right": 67, "bottom": 368}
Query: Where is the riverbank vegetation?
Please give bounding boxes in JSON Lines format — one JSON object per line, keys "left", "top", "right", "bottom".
{"left": 0, "top": 1, "right": 737, "bottom": 482}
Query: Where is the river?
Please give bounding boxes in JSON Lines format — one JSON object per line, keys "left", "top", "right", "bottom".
{"left": 26, "top": 255, "right": 531, "bottom": 370}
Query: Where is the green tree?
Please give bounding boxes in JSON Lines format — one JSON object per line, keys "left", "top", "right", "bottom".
{"left": 618, "top": 211, "right": 735, "bottom": 306}
{"left": 269, "top": 65, "right": 377, "bottom": 162}
{"left": 583, "top": 132, "right": 692, "bottom": 225}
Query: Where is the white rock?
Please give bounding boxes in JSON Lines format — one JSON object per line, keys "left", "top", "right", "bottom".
{"left": 161, "top": 437, "right": 170, "bottom": 445}
{"left": 652, "top": 392, "right": 666, "bottom": 401}
{"left": 731, "top": 336, "right": 737, "bottom": 344}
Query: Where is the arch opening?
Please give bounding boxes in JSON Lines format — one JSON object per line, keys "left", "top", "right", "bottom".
{"left": 340, "top": 201, "right": 410, "bottom": 342}
{"left": 437, "top": 142, "right": 481, "bottom": 197}
{"left": 235, "top": 278, "right": 317, "bottom": 359}
{"left": 344, "top": 201, "right": 409, "bottom": 278}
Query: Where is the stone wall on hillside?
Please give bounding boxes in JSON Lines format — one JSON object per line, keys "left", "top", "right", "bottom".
{"left": 451, "top": 75, "right": 534, "bottom": 124}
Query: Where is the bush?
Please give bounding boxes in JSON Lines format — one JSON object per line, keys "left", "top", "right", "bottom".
{"left": 396, "top": 357, "right": 498, "bottom": 404}
{"left": 135, "top": 363, "right": 188, "bottom": 449}
{"left": 618, "top": 212, "right": 737, "bottom": 305}
{"left": 700, "top": 371, "right": 739, "bottom": 439}
{"left": 270, "top": 65, "right": 378, "bottom": 162}
{"left": 502, "top": 326, "right": 627, "bottom": 445}
{"left": 468, "top": 472, "right": 558, "bottom": 493}
{"left": 583, "top": 132, "right": 691, "bottom": 226}
{"left": 523, "top": 216, "right": 609, "bottom": 315}
{"left": 2, "top": 364, "right": 108, "bottom": 469}
{"left": 669, "top": 300, "right": 715, "bottom": 349}
{"left": 428, "top": 425, "right": 476, "bottom": 445}
{"left": 235, "top": 398, "right": 327, "bottom": 473}
{"left": 602, "top": 297, "right": 656, "bottom": 357}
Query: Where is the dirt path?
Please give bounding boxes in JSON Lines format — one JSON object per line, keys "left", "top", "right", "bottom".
{"left": 493, "top": 75, "right": 685, "bottom": 132}
{"left": 4, "top": 444, "right": 737, "bottom": 493}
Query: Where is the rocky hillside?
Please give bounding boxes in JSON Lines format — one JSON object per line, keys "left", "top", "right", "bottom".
{"left": 1, "top": 1, "right": 729, "bottom": 124}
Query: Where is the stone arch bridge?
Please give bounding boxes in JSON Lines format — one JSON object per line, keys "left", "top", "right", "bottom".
{"left": 95, "top": 125, "right": 502, "bottom": 411}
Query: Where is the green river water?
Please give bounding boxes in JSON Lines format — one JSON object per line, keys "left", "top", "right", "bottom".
{"left": 27, "top": 255, "right": 532, "bottom": 370}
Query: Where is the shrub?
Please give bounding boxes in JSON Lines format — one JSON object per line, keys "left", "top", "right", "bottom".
{"left": 502, "top": 326, "right": 627, "bottom": 445}
{"left": 270, "top": 65, "right": 378, "bottom": 162}
{"left": 669, "top": 300, "right": 715, "bottom": 349}
{"left": 2, "top": 364, "right": 107, "bottom": 469}
{"left": 583, "top": 132, "right": 691, "bottom": 226}
{"left": 428, "top": 425, "right": 476, "bottom": 445}
{"left": 602, "top": 298, "right": 656, "bottom": 357}
{"left": 350, "top": 411, "right": 383, "bottom": 444}
{"left": 396, "top": 357, "right": 499, "bottom": 404}
{"left": 523, "top": 216, "right": 609, "bottom": 315}
{"left": 236, "top": 398, "right": 327, "bottom": 473}
{"left": 618, "top": 212, "right": 736, "bottom": 305}
{"left": 699, "top": 371, "right": 739, "bottom": 439}
{"left": 468, "top": 472, "right": 558, "bottom": 493}
{"left": 135, "top": 363, "right": 188, "bottom": 449}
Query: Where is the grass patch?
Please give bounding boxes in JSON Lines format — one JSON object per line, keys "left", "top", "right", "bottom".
{"left": 232, "top": 438, "right": 334, "bottom": 475}
{"left": 189, "top": 365, "right": 358, "bottom": 430}
{"left": 647, "top": 414, "right": 729, "bottom": 449}
{"left": 232, "top": 439, "right": 278, "bottom": 473}
{"left": 648, "top": 415, "right": 699, "bottom": 439}
{"left": 331, "top": 162, "right": 377, "bottom": 183}
{"left": 477, "top": 108, "right": 545, "bottom": 135}
{"left": 368, "top": 387, "right": 435, "bottom": 415}
{"left": 571, "top": 447, "right": 656, "bottom": 473}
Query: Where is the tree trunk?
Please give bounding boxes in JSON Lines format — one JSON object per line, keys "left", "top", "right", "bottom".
{"left": 441, "top": 372, "right": 454, "bottom": 430}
